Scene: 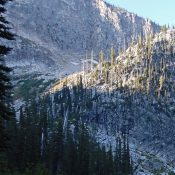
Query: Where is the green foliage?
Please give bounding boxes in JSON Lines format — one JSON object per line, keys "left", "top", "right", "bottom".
{"left": 0, "top": 0, "right": 14, "bottom": 153}
{"left": 110, "top": 46, "right": 116, "bottom": 65}
{"left": 0, "top": 152, "right": 8, "bottom": 173}
{"left": 161, "top": 25, "right": 168, "bottom": 32}
{"left": 99, "top": 50, "right": 104, "bottom": 64}
{"left": 14, "top": 77, "right": 54, "bottom": 101}
{"left": 5, "top": 96, "right": 133, "bottom": 175}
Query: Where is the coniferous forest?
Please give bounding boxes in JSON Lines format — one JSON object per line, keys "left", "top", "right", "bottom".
{"left": 1, "top": 79, "right": 133, "bottom": 175}
{"left": 1, "top": 0, "right": 175, "bottom": 175}
{"left": 0, "top": 2, "right": 133, "bottom": 175}
{"left": 2, "top": 99, "right": 133, "bottom": 175}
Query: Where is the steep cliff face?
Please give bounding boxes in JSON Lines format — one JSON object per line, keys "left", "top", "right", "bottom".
{"left": 6, "top": 0, "right": 160, "bottom": 77}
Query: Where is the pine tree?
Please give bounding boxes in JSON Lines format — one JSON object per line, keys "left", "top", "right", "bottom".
{"left": 49, "top": 117, "right": 64, "bottom": 175}
{"left": 63, "top": 129, "right": 78, "bottom": 175}
{"left": 110, "top": 46, "right": 116, "bottom": 65}
{"left": 106, "top": 145, "right": 114, "bottom": 175}
{"left": 0, "top": 0, "right": 15, "bottom": 153}
{"left": 101, "top": 145, "right": 108, "bottom": 175}
{"left": 114, "top": 137, "right": 122, "bottom": 175}
{"left": 121, "top": 134, "right": 132, "bottom": 175}
{"left": 77, "top": 123, "right": 90, "bottom": 175}
{"left": 161, "top": 25, "right": 168, "bottom": 33}
{"left": 99, "top": 50, "right": 104, "bottom": 64}
{"left": 16, "top": 107, "right": 26, "bottom": 170}
{"left": 6, "top": 109, "right": 18, "bottom": 170}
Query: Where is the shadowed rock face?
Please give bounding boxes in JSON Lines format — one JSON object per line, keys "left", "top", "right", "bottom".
{"left": 6, "top": 0, "right": 160, "bottom": 76}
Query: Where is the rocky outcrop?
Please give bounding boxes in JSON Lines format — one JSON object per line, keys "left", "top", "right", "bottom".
{"left": 6, "top": 0, "right": 160, "bottom": 76}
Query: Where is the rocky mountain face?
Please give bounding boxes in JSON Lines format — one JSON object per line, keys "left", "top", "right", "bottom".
{"left": 7, "top": 0, "right": 175, "bottom": 174}
{"left": 45, "top": 29, "right": 175, "bottom": 174}
{"left": 6, "top": 0, "right": 160, "bottom": 77}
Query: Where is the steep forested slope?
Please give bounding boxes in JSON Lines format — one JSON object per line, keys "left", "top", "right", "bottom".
{"left": 44, "top": 29, "right": 175, "bottom": 174}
